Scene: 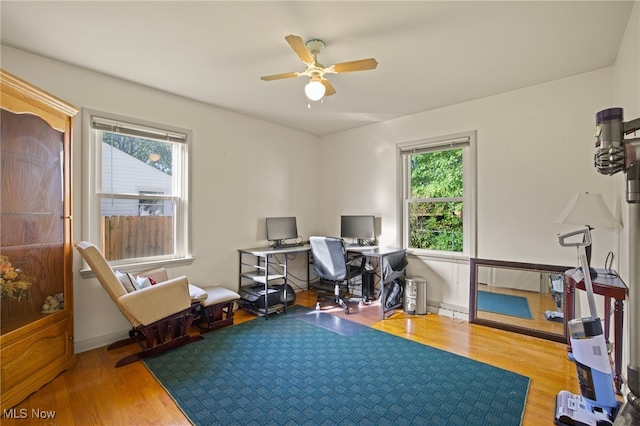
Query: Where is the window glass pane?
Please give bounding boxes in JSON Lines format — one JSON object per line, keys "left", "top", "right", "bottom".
{"left": 409, "top": 201, "right": 463, "bottom": 251}
{"left": 100, "top": 197, "right": 176, "bottom": 261}
{"left": 101, "top": 132, "right": 174, "bottom": 196}
{"left": 138, "top": 191, "right": 165, "bottom": 216}
{"left": 410, "top": 149, "right": 462, "bottom": 199}
{"left": 407, "top": 147, "right": 464, "bottom": 252}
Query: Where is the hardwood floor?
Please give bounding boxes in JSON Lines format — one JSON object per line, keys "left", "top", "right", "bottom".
{"left": 1, "top": 290, "right": 610, "bottom": 425}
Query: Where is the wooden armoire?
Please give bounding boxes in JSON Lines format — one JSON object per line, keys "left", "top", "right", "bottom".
{"left": 0, "top": 69, "right": 78, "bottom": 410}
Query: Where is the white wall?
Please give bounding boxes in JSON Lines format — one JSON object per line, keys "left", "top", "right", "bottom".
{"left": 318, "top": 67, "right": 618, "bottom": 314}
{"left": 1, "top": 46, "right": 319, "bottom": 351}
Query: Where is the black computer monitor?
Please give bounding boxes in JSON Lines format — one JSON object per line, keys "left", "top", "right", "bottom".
{"left": 266, "top": 217, "right": 298, "bottom": 245}
{"left": 340, "top": 215, "right": 375, "bottom": 245}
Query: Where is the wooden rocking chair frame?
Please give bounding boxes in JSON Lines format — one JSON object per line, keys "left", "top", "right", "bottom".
{"left": 108, "top": 306, "right": 203, "bottom": 368}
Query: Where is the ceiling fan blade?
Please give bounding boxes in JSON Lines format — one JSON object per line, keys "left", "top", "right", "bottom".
{"left": 322, "top": 78, "right": 336, "bottom": 96}
{"left": 332, "top": 58, "right": 378, "bottom": 73}
{"left": 260, "top": 72, "right": 300, "bottom": 81}
{"left": 285, "top": 34, "right": 314, "bottom": 64}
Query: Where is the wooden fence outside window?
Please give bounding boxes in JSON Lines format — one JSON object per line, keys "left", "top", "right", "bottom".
{"left": 102, "top": 216, "right": 173, "bottom": 261}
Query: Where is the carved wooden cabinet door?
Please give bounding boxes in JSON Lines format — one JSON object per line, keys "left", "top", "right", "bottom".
{"left": 0, "top": 69, "right": 78, "bottom": 410}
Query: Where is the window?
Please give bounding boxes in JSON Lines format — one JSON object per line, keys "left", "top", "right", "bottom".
{"left": 399, "top": 131, "right": 476, "bottom": 258}
{"left": 82, "top": 109, "right": 192, "bottom": 269}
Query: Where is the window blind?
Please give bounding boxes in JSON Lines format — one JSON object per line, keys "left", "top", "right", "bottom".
{"left": 399, "top": 136, "right": 470, "bottom": 156}
{"left": 92, "top": 116, "right": 187, "bottom": 143}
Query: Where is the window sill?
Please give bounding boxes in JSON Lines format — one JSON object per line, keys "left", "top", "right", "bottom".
{"left": 405, "top": 249, "right": 470, "bottom": 263}
{"left": 79, "top": 256, "right": 196, "bottom": 279}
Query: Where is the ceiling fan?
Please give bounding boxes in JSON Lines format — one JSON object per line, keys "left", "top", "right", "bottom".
{"left": 260, "top": 34, "right": 378, "bottom": 103}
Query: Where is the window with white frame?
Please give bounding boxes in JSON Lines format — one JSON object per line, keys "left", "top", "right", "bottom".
{"left": 82, "top": 108, "right": 191, "bottom": 268}
{"left": 399, "top": 131, "right": 476, "bottom": 257}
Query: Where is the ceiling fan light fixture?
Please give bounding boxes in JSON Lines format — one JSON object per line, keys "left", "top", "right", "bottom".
{"left": 261, "top": 34, "right": 377, "bottom": 103}
{"left": 304, "top": 78, "right": 326, "bottom": 101}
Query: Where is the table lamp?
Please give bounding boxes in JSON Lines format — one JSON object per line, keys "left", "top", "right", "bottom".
{"left": 555, "top": 192, "right": 620, "bottom": 277}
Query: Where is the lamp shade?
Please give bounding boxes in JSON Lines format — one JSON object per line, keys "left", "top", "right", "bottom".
{"left": 304, "top": 79, "right": 325, "bottom": 101}
{"left": 555, "top": 192, "right": 620, "bottom": 228}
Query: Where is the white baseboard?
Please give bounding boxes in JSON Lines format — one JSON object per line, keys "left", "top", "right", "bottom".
{"left": 74, "top": 329, "right": 130, "bottom": 354}
{"left": 426, "top": 300, "right": 468, "bottom": 320}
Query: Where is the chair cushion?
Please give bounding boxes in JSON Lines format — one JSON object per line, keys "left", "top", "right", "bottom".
{"left": 136, "top": 275, "right": 153, "bottom": 289}
{"left": 139, "top": 268, "right": 206, "bottom": 302}
{"left": 115, "top": 270, "right": 137, "bottom": 293}
{"left": 138, "top": 268, "right": 169, "bottom": 283}
{"left": 201, "top": 286, "right": 240, "bottom": 307}
{"left": 119, "top": 276, "right": 192, "bottom": 326}
{"left": 189, "top": 284, "right": 208, "bottom": 302}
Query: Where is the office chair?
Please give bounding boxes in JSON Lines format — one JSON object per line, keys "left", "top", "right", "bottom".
{"left": 380, "top": 250, "right": 408, "bottom": 310}
{"left": 309, "top": 236, "right": 366, "bottom": 314}
{"left": 545, "top": 273, "right": 565, "bottom": 322}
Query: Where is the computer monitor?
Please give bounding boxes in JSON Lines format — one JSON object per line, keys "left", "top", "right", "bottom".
{"left": 266, "top": 217, "right": 298, "bottom": 245}
{"left": 340, "top": 215, "right": 375, "bottom": 245}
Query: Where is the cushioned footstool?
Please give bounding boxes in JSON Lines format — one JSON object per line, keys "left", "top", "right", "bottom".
{"left": 197, "top": 286, "right": 240, "bottom": 334}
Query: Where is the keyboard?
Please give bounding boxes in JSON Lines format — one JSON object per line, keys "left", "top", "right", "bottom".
{"left": 273, "top": 242, "right": 304, "bottom": 249}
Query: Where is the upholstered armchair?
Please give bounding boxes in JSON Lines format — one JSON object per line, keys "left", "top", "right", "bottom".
{"left": 138, "top": 266, "right": 240, "bottom": 334}
{"left": 76, "top": 241, "right": 203, "bottom": 367}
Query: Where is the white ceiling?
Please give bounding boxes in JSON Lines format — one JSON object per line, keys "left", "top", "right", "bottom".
{"left": 0, "top": 1, "right": 634, "bottom": 136}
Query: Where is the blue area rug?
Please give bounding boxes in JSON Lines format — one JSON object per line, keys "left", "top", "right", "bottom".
{"left": 478, "top": 291, "right": 533, "bottom": 319}
{"left": 144, "top": 306, "right": 530, "bottom": 425}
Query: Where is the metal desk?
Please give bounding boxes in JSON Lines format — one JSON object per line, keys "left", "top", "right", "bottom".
{"left": 347, "top": 246, "right": 406, "bottom": 319}
{"left": 238, "top": 244, "right": 405, "bottom": 320}
{"left": 238, "top": 245, "right": 310, "bottom": 319}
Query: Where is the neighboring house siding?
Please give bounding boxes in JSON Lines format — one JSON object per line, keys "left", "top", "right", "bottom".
{"left": 101, "top": 142, "right": 172, "bottom": 216}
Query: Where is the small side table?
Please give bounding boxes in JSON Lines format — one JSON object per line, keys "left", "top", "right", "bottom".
{"left": 564, "top": 268, "right": 627, "bottom": 394}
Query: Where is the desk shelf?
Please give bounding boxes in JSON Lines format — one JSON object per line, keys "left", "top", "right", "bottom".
{"left": 236, "top": 300, "right": 283, "bottom": 317}
{"left": 238, "top": 248, "right": 291, "bottom": 318}
{"left": 240, "top": 272, "right": 286, "bottom": 285}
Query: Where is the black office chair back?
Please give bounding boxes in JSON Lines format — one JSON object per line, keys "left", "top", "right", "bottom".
{"left": 309, "top": 236, "right": 348, "bottom": 281}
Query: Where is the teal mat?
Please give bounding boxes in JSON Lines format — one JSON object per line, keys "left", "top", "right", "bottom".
{"left": 478, "top": 291, "right": 533, "bottom": 319}
{"left": 144, "top": 306, "right": 530, "bottom": 425}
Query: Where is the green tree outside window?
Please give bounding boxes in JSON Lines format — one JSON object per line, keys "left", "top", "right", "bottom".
{"left": 409, "top": 149, "right": 463, "bottom": 251}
